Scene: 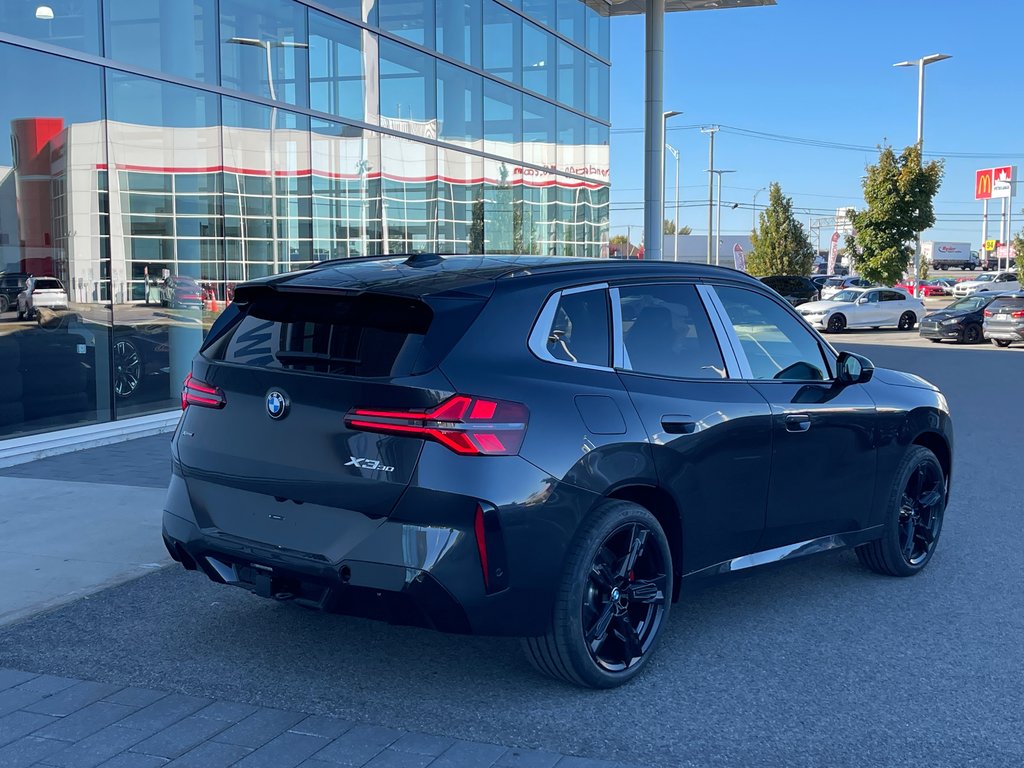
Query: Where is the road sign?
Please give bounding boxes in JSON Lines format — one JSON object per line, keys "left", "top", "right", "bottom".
{"left": 993, "top": 166, "right": 1015, "bottom": 198}
{"left": 984, "top": 239, "right": 998, "bottom": 251}
{"left": 976, "top": 166, "right": 1016, "bottom": 200}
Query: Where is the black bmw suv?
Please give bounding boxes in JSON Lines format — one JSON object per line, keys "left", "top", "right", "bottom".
{"left": 163, "top": 255, "right": 953, "bottom": 688}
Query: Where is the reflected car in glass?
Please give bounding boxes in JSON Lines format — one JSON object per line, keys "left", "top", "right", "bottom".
{"left": 0, "top": 272, "right": 29, "bottom": 314}
{"left": 17, "top": 277, "right": 69, "bottom": 320}
{"left": 163, "top": 256, "right": 953, "bottom": 688}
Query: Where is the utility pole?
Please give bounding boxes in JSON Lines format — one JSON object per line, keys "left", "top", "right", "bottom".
{"left": 701, "top": 126, "right": 719, "bottom": 264}
{"left": 666, "top": 143, "right": 680, "bottom": 261}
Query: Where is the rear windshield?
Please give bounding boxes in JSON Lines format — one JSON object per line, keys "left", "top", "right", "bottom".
{"left": 34, "top": 279, "right": 63, "bottom": 290}
{"left": 204, "top": 291, "right": 436, "bottom": 378}
{"left": 988, "top": 297, "right": 1024, "bottom": 312}
{"left": 824, "top": 278, "right": 844, "bottom": 287}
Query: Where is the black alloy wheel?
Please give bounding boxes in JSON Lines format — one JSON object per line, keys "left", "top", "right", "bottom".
{"left": 993, "top": 339, "right": 1012, "bottom": 348}
{"left": 113, "top": 339, "right": 142, "bottom": 399}
{"left": 898, "top": 311, "right": 917, "bottom": 331}
{"left": 856, "top": 446, "right": 945, "bottom": 576}
{"left": 522, "top": 500, "right": 672, "bottom": 688}
{"left": 962, "top": 324, "right": 982, "bottom": 344}
{"left": 826, "top": 314, "right": 847, "bottom": 333}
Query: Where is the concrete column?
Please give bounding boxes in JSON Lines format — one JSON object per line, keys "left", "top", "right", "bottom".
{"left": 643, "top": 0, "right": 665, "bottom": 260}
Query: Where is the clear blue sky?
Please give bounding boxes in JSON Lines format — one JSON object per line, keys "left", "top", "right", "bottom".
{"left": 608, "top": 0, "right": 1024, "bottom": 250}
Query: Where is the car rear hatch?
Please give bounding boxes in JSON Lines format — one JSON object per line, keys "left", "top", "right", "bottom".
{"left": 173, "top": 282, "right": 489, "bottom": 562}
{"left": 984, "top": 297, "right": 1024, "bottom": 333}
{"left": 32, "top": 280, "right": 66, "bottom": 306}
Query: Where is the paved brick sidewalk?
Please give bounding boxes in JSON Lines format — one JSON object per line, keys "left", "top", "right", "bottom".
{"left": 0, "top": 669, "right": 643, "bottom": 768}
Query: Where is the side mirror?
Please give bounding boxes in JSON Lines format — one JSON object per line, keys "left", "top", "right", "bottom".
{"left": 857, "top": 297, "right": 869, "bottom": 305}
{"left": 836, "top": 351, "right": 874, "bottom": 385}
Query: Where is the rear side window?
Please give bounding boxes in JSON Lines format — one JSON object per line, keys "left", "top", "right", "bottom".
{"left": 619, "top": 284, "right": 726, "bottom": 379}
{"left": 988, "top": 297, "right": 1024, "bottom": 312}
{"left": 543, "top": 289, "right": 610, "bottom": 367}
{"left": 204, "top": 291, "right": 438, "bottom": 378}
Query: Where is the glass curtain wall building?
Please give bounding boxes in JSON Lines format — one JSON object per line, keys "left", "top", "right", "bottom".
{"left": 0, "top": 0, "right": 609, "bottom": 441}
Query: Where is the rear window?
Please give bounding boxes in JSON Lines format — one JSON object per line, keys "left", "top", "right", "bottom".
{"left": 988, "top": 297, "right": 1024, "bottom": 312}
{"left": 204, "top": 291, "right": 441, "bottom": 378}
{"left": 34, "top": 279, "right": 63, "bottom": 290}
{"left": 825, "top": 278, "right": 844, "bottom": 287}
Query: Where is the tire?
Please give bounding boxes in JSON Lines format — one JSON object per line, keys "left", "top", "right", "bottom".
{"left": 0, "top": 295, "right": 8, "bottom": 313}
{"left": 962, "top": 324, "right": 982, "bottom": 344}
{"left": 855, "top": 445, "right": 945, "bottom": 577}
{"left": 928, "top": 338, "right": 942, "bottom": 343}
{"left": 993, "top": 339, "right": 1012, "bottom": 348}
{"left": 826, "top": 314, "right": 847, "bottom": 333}
{"left": 898, "top": 311, "right": 917, "bottom": 331}
{"left": 521, "top": 500, "right": 672, "bottom": 689}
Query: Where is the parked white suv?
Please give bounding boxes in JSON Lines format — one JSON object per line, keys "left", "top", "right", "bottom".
{"left": 17, "top": 276, "right": 69, "bottom": 319}
{"left": 952, "top": 271, "right": 1020, "bottom": 297}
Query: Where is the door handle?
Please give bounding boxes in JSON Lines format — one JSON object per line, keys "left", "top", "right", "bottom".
{"left": 786, "top": 414, "right": 812, "bottom": 433}
{"left": 661, "top": 415, "right": 697, "bottom": 434}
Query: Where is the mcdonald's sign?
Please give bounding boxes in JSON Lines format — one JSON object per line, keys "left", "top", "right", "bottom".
{"left": 975, "top": 168, "right": 993, "bottom": 200}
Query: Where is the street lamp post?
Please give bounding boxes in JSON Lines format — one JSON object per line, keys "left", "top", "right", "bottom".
{"left": 893, "top": 52, "right": 951, "bottom": 295}
{"left": 751, "top": 186, "right": 766, "bottom": 232}
{"left": 661, "top": 110, "right": 681, "bottom": 261}
{"left": 709, "top": 169, "right": 735, "bottom": 266}
{"left": 666, "top": 143, "right": 680, "bottom": 261}
{"left": 227, "top": 37, "right": 309, "bottom": 277}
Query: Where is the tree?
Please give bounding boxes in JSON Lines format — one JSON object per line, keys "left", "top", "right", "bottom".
{"left": 844, "top": 145, "right": 944, "bottom": 286}
{"left": 663, "top": 220, "right": 693, "bottom": 235}
{"left": 1014, "top": 221, "right": 1024, "bottom": 284}
{"left": 746, "top": 182, "right": 814, "bottom": 276}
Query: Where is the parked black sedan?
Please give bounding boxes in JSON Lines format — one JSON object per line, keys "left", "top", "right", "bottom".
{"left": 164, "top": 255, "right": 953, "bottom": 689}
{"left": 919, "top": 294, "right": 995, "bottom": 344}
{"left": 759, "top": 275, "right": 820, "bottom": 306}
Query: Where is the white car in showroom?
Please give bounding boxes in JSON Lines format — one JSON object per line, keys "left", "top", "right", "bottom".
{"left": 797, "top": 287, "right": 926, "bottom": 333}
{"left": 952, "top": 271, "right": 1021, "bottom": 297}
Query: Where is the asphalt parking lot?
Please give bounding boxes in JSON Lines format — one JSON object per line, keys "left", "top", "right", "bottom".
{"left": 0, "top": 336, "right": 1021, "bottom": 768}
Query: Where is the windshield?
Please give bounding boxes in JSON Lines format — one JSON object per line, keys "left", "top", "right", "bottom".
{"left": 947, "top": 296, "right": 989, "bottom": 312}
{"left": 830, "top": 290, "right": 861, "bottom": 303}
{"left": 975, "top": 274, "right": 995, "bottom": 282}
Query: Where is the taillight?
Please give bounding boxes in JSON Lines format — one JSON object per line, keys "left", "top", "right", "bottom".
{"left": 345, "top": 395, "right": 528, "bottom": 456}
{"left": 1012, "top": 310, "right": 1024, "bottom": 319}
{"left": 181, "top": 372, "right": 226, "bottom": 410}
{"left": 984, "top": 310, "right": 993, "bottom": 317}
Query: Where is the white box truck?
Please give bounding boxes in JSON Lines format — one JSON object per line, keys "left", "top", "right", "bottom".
{"left": 922, "top": 241, "right": 978, "bottom": 270}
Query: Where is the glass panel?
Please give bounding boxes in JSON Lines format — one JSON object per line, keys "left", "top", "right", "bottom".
{"left": 556, "top": 0, "right": 586, "bottom": 45}
{"left": 378, "top": 0, "right": 434, "bottom": 48}
{"left": 381, "top": 135, "right": 436, "bottom": 254}
{"left": 482, "top": 157, "right": 521, "bottom": 254}
{"left": 436, "top": 0, "right": 481, "bottom": 68}
{"left": 521, "top": 180, "right": 557, "bottom": 256}
{"left": 437, "top": 148, "right": 482, "bottom": 254}
{"left": 436, "top": 62, "right": 482, "bottom": 147}
{"left": 522, "top": 94, "right": 555, "bottom": 169}
{"left": 522, "top": 22, "right": 555, "bottom": 98}
{"left": 379, "top": 39, "right": 435, "bottom": 125}
{"left": 547, "top": 289, "right": 609, "bottom": 366}
{"left": 0, "top": 44, "right": 110, "bottom": 439}
{"left": 586, "top": 54, "right": 609, "bottom": 120}
{"left": 220, "top": 0, "right": 309, "bottom": 107}
{"left": 105, "top": 0, "right": 217, "bottom": 82}
{"left": 522, "top": 0, "right": 555, "bottom": 29}
{"left": 586, "top": 4, "right": 609, "bottom": 60}
{"left": 482, "top": 0, "right": 521, "bottom": 85}
{"left": 483, "top": 80, "right": 521, "bottom": 161}
{"left": 619, "top": 285, "right": 727, "bottom": 379}
{"left": 557, "top": 39, "right": 586, "bottom": 113}
{"left": 309, "top": 10, "right": 369, "bottom": 122}
{"left": 312, "top": 119, "right": 382, "bottom": 259}
{"left": 0, "top": 0, "right": 100, "bottom": 54}
{"left": 716, "top": 286, "right": 830, "bottom": 381}
{"left": 317, "top": 0, "right": 377, "bottom": 25}
{"left": 107, "top": 71, "right": 221, "bottom": 418}
{"left": 586, "top": 120, "right": 609, "bottom": 183}
{"left": 556, "top": 108, "right": 585, "bottom": 176}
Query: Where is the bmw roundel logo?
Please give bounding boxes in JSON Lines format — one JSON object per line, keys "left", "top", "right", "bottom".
{"left": 266, "top": 390, "right": 288, "bottom": 420}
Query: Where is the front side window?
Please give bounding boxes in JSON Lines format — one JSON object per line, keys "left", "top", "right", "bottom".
{"left": 716, "top": 286, "right": 830, "bottom": 382}
{"left": 542, "top": 289, "right": 609, "bottom": 367}
{"left": 618, "top": 285, "right": 726, "bottom": 379}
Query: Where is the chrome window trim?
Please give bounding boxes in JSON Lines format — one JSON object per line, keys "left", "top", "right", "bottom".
{"left": 527, "top": 282, "right": 613, "bottom": 371}
{"left": 697, "top": 284, "right": 752, "bottom": 380}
